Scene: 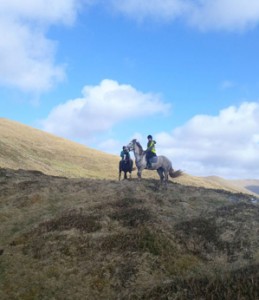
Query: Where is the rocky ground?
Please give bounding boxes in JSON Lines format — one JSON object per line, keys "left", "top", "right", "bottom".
{"left": 0, "top": 168, "right": 258, "bottom": 299}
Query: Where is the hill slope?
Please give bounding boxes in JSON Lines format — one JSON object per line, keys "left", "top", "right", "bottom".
{"left": 173, "top": 174, "right": 258, "bottom": 196}
{"left": 0, "top": 169, "right": 258, "bottom": 299}
{"left": 229, "top": 179, "right": 259, "bottom": 195}
{"left": 0, "top": 118, "right": 119, "bottom": 179}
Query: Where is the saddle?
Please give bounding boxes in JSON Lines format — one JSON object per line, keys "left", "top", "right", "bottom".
{"left": 146, "top": 156, "right": 158, "bottom": 169}
{"left": 149, "top": 156, "right": 158, "bottom": 163}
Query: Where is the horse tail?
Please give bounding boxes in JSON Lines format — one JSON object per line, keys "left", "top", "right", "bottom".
{"left": 169, "top": 168, "right": 183, "bottom": 178}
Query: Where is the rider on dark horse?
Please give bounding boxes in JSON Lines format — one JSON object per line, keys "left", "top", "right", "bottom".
{"left": 120, "top": 146, "right": 130, "bottom": 165}
{"left": 119, "top": 146, "right": 133, "bottom": 180}
{"left": 146, "top": 135, "right": 157, "bottom": 169}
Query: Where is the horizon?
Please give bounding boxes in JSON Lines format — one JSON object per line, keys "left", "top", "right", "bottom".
{"left": 1, "top": 1, "right": 259, "bottom": 179}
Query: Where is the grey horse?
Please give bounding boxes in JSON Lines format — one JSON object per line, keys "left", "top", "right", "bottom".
{"left": 127, "top": 139, "right": 182, "bottom": 184}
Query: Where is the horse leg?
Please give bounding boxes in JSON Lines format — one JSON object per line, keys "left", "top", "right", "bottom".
{"left": 119, "top": 161, "right": 122, "bottom": 181}
{"left": 124, "top": 171, "right": 127, "bottom": 180}
{"left": 164, "top": 170, "right": 169, "bottom": 188}
{"left": 129, "top": 160, "right": 133, "bottom": 179}
{"left": 157, "top": 168, "right": 164, "bottom": 183}
{"left": 137, "top": 170, "right": 142, "bottom": 180}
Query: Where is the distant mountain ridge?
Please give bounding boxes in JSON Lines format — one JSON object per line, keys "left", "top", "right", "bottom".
{"left": 229, "top": 179, "right": 259, "bottom": 195}
{"left": 173, "top": 174, "right": 259, "bottom": 196}
{"left": 0, "top": 118, "right": 258, "bottom": 196}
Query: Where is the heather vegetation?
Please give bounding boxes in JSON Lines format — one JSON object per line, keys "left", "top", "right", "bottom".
{"left": 0, "top": 169, "right": 258, "bottom": 299}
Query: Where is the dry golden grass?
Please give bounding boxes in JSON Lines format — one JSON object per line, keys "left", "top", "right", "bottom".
{"left": 230, "top": 179, "right": 259, "bottom": 195}
{"left": 0, "top": 118, "right": 120, "bottom": 179}
{"left": 0, "top": 169, "right": 258, "bottom": 299}
{"left": 173, "top": 173, "right": 258, "bottom": 196}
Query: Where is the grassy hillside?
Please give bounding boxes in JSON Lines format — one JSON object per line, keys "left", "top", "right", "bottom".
{"left": 230, "top": 179, "right": 259, "bottom": 195}
{"left": 0, "top": 118, "right": 256, "bottom": 195}
{"left": 0, "top": 169, "right": 258, "bottom": 299}
{"left": 0, "top": 118, "right": 120, "bottom": 179}
{"left": 173, "top": 174, "right": 258, "bottom": 196}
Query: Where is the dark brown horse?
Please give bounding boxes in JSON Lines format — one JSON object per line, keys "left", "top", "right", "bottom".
{"left": 119, "top": 159, "right": 134, "bottom": 180}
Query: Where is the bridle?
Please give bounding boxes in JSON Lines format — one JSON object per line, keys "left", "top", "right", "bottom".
{"left": 127, "top": 140, "right": 145, "bottom": 166}
{"left": 127, "top": 140, "right": 135, "bottom": 152}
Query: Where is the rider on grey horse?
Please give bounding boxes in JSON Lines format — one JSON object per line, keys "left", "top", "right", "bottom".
{"left": 127, "top": 139, "right": 182, "bottom": 184}
{"left": 146, "top": 135, "right": 157, "bottom": 169}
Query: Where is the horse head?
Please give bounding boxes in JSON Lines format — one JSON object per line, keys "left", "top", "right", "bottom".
{"left": 127, "top": 139, "right": 144, "bottom": 155}
{"left": 127, "top": 139, "right": 137, "bottom": 151}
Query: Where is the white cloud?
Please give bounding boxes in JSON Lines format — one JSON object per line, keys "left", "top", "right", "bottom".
{"left": 110, "top": 0, "right": 259, "bottom": 31}
{"left": 220, "top": 80, "right": 236, "bottom": 90}
{"left": 188, "top": 0, "right": 259, "bottom": 32}
{"left": 0, "top": 0, "right": 79, "bottom": 25}
{"left": 110, "top": 0, "right": 188, "bottom": 22}
{"left": 98, "top": 132, "right": 144, "bottom": 155}
{"left": 0, "top": 18, "right": 65, "bottom": 92}
{"left": 156, "top": 102, "right": 259, "bottom": 178}
{"left": 41, "top": 79, "right": 171, "bottom": 142}
{"left": 0, "top": 0, "right": 82, "bottom": 92}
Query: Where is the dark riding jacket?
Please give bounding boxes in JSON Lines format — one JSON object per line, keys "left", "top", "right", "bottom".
{"left": 120, "top": 150, "right": 130, "bottom": 161}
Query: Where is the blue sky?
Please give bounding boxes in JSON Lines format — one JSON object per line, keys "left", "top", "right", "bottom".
{"left": 1, "top": 0, "right": 259, "bottom": 179}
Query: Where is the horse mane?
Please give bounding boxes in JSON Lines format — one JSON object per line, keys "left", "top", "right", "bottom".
{"left": 135, "top": 140, "right": 144, "bottom": 155}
